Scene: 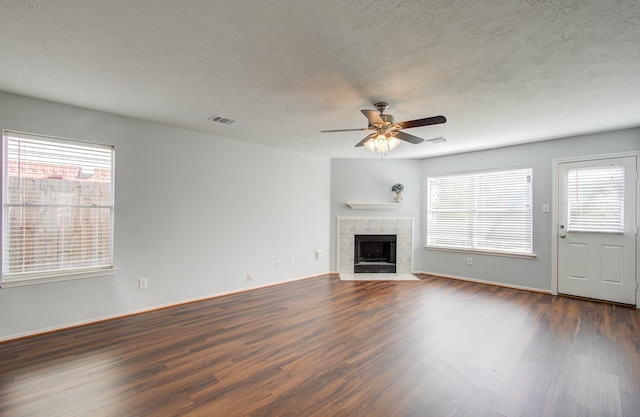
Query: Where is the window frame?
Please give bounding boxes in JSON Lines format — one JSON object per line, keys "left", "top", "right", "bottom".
{"left": 425, "top": 166, "right": 535, "bottom": 258}
{"left": 1, "top": 130, "right": 116, "bottom": 287}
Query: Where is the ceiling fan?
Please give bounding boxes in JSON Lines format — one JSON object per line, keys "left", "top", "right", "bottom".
{"left": 321, "top": 102, "right": 446, "bottom": 153}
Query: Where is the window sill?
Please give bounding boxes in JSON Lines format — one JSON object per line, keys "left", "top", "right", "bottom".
{"left": 424, "top": 246, "right": 536, "bottom": 259}
{"left": 0, "top": 267, "right": 118, "bottom": 288}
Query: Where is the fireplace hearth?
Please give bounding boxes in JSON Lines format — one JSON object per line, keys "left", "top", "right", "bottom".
{"left": 354, "top": 234, "right": 397, "bottom": 273}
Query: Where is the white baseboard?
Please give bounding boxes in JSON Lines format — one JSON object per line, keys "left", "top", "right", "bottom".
{"left": 1, "top": 272, "right": 333, "bottom": 343}
{"left": 414, "top": 270, "right": 552, "bottom": 294}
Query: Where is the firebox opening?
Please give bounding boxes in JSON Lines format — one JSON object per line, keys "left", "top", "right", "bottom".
{"left": 354, "top": 234, "right": 397, "bottom": 273}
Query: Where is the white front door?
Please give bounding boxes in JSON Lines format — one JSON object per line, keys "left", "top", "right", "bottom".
{"left": 557, "top": 155, "right": 638, "bottom": 305}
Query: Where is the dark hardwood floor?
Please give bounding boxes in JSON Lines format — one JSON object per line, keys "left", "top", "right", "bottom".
{"left": 1, "top": 274, "right": 639, "bottom": 417}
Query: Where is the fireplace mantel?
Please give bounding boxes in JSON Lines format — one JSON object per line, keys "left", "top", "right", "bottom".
{"left": 346, "top": 203, "right": 405, "bottom": 209}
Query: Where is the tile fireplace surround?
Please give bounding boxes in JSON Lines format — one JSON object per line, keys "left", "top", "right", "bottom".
{"left": 337, "top": 217, "right": 413, "bottom": 274}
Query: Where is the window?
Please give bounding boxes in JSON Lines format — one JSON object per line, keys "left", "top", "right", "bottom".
{"left": 427, "top": 167, "right": 533, "bottom": 256}
{"left": 567, "top": 164, "right": 624, "bottom": 233}
{"left": 2, "top": 131, "right": 114, "bottom": 286}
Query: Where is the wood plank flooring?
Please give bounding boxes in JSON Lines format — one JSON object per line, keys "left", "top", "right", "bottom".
{"left": 1, "top": 274, "right": 639, "bottom": 416}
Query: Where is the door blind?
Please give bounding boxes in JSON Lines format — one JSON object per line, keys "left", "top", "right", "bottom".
{"left": 567, "top": 164, "right": 625, "bottom": 233}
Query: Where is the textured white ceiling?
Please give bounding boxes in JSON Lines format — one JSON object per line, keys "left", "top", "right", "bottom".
{"left": 1, "top": 0, "right": 639, "bottom": 159}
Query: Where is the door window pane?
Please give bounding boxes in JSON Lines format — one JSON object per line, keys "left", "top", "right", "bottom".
{"left": 567, "top": 165, "right": 624, "bottom": 233}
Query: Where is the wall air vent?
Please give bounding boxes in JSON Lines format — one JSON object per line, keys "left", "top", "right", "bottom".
{"left": 207, "top": 115, "right": 236, "bottom": 125}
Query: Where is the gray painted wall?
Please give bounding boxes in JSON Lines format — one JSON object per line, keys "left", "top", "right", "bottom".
{"left": 330, "top": 129, "right": 639, "bottom": 292}
{"left": 2, "top": 90, "right": 638, "bottom": 340}
{"left": 0, "top": 92, "right": 331, "bottom": 340}
{"left": 330, "top": 158, "right": 423, "bottom": 271}
{"left": 420, "top": 129, "right": 640, "bottom": 291}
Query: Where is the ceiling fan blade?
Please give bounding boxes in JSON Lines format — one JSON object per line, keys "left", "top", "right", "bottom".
{"left": 321, "top": 128, "right": 369, "bottom": 133}
{"left": 398, "top": 115, "right": 446, "bottom": 129}
{"left": 355, "top": 133, "right": 375, "bottom": 147}
{"left": 361, "top": 109, "right": 384, "bottom": 125}
{"left": 395, "top": 131, "right": 424, "bottom": 144}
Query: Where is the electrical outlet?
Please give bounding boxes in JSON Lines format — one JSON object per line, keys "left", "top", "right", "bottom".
{"left": 466, "top": 258, "right": 473, "bottom": 266}
{"left": 315, "top": 249, "right": 323, "bottom": 260}
{"left": 138, "top": 278, "right": 148, "bottom": 289}
{"left": 246, "top": 273, "right": 253, "bottom": 282}
{"left": 289, "top": 257, "right": 295, "bottom": 266}
{"left": 276, "top": 259, "right": 281, "bottom": 267}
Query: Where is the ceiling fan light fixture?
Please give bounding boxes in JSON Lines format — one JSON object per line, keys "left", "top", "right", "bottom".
{"left": 364, "top": 133, "right": 401, "bottom": 153}
{"left": 387, "top": 136, "right": 401, "bottom": 149}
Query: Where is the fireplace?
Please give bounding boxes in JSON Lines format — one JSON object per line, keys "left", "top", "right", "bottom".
{"left": 337, "top": 218, "right": 412, "bottom": 274}
{"left": 354, "top": 234, "right": 397, "bottom": 273}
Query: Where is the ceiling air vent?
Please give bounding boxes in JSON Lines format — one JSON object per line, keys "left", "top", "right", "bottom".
{"left": 425, "top": 137, "right": 447, "bottom": 144}
{"left": 207, "top": 115, "right": 236, "bottom": 125}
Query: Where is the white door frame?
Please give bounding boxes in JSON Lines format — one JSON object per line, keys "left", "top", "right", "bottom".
{"left": 551, "top": 151, "right": 640, "bottom": 308}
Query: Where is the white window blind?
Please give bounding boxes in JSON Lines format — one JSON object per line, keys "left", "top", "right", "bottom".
{"left": 427, "top": 167, "right": 533, "bottom": 255}
{"left": 2, "top": 131, "right": 114, "bottom": 284}
{"left": 567, "top": 164, "right": 624, "bottom": 233}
